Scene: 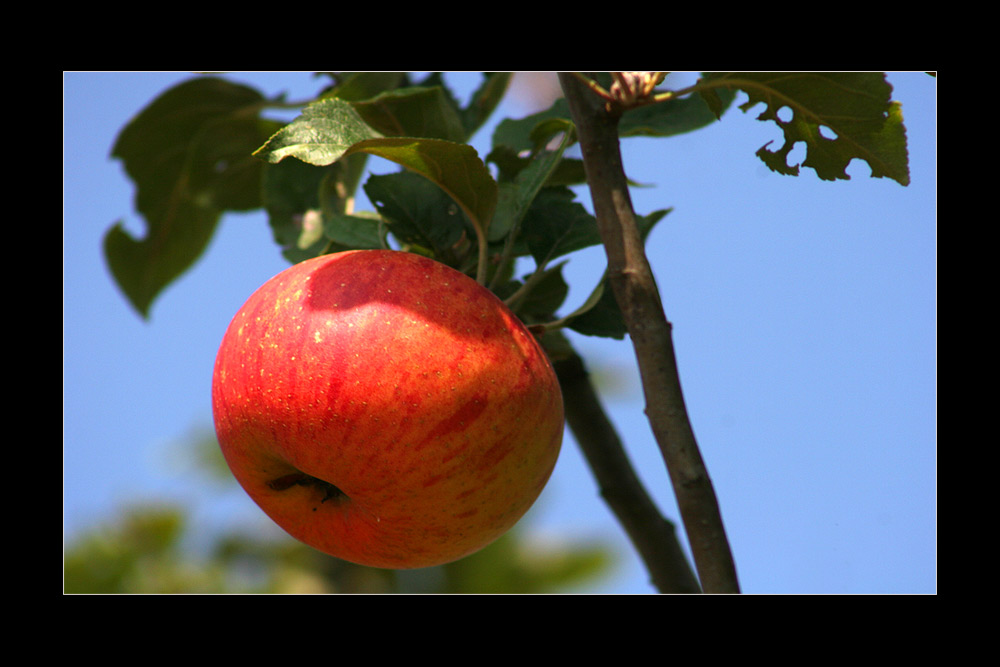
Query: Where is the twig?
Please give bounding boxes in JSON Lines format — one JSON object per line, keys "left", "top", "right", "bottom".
{"left": 557, "top": 73, "right": 740, "bottom": 594}
{"left": 554, "top": 351, "right": 701, "bottom": 593}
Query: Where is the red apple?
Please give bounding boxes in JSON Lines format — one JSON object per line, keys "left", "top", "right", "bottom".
{"left": 211, "top": 249, "right": 564, "bottom": 569}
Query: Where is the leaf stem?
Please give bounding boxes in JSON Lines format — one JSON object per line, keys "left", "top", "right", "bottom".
{"left": 474, "top": 223, "right": 489, "bottom": 285}
{"left": 502, "top": 260, "right": 548, "bottom": 310}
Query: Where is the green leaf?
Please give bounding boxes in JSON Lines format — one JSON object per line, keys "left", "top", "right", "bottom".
{"left": 461, "top": 73, "right": 513, "bottom": 138}
{"left": 618, "top": 85, "right": 736, "bottom": 138}
{"left": 529, "top": 117, "right": 576, "bottom": 147}
{"left": 260, "top": 158, "right": 331, "bottom": 263}
{"left": 363, "top": 171, "right": 470, "bottom": 255}
{"left": 490, "top": 130, "right": 574, "bottom": 243}
{"left": 352, "top": 86, "right": 467, "bottom": 142}
{"left": 487, "top": 144, "right": 587, "bottom": 187}
{"left": 104, "top": 208, "right": 220, "bottom": 319}
{"left": 105, "top": 76, "right": 279, "bottom": 317}
{"left": 516, "top": 261, "right": 571, "bottom": 322}
{"left": 261, "top": 153, "right": 382, "bottom": 263}
{"left": 386, "top": 73, "right": 513, "bottom": 142}
{"left": 323, "top": 211, "right": 387, "bottom": 251}
{"left": 492, "top": 101, "right": 572, "bottom": 153}
{"left": 519, "top": 187, "right": 602, "bottom": 266}
{"left": 702, "top": 72, "right": 910, "bottom": 185}
{"left": 493, "top": 84, "right": 733, "bottom": 150}
{"left": 254, "top": 96, "right": 498, "bottom": 264}
{"left": 253, "top": 96, "right": 384, "bottom": 166}
{"left": 566, "top": 279, "right": 628, "bottom": 339}
{"left": 325, "top": 72, "right": 409, "bottom": 102}
{"left": 345, "top": 137, "right": 498, "bottom": 236}
{"left": 561, "top": 208, "right": 671, "bottom": 339}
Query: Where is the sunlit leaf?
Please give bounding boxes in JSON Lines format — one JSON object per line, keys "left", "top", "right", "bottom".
{"left": 253, "top": 97, "right": 383, "bottom": 166}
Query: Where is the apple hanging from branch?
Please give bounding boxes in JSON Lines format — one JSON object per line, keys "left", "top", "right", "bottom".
{"left": 211, "top": 249, "right": 564, "bottom": 569}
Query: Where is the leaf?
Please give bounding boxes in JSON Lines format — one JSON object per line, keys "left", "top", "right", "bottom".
{"left": 518, "top": 261, "right": 571, "bottom": 321}
{"left": 104, "top": 207, "right": 220, "bottom": 319}
{"left": 323, "top": 211, "right": 387, "bottom": 251}
{"left": 519, "top": 187, "right": 602, "bottom": 266}
{"left": 618, "top": 85, "right": 736, "bottom": 137}
{"left": 396, "top": 73, "right": 513, "bottom": 142}
{"left": 253, "top": 96, "right": 384, "bottom": 166}
{"left": 566, "top": 279, "right": 628, "bottom": 339}
{"left": 352, "top": 86, "right": 467, "bottom": 142}
{"left": 461, "top": 73, "right": 513, "bottom": 138}
{"left": 492, "top": 101, "right": 572, "bottom": 153}
{"left": 345, "top": 137, "right": 498, "bottom": 236}
{"left": 493, "top": 83, "right": 733, "bottom": 150}
{"left": 702, "top": 72, "right": 910, "bottom": 185}
{"left": 490, "top": 129, "right": 574, "bottom": 243}
{"left": 255, "top": 97, "right": 498, "bottom": 253}
{"left": 363, "top": 171, "right": 470, "bottom": 255}
{"left": 261, "top": 158, "right": 330, "bottom": 262}
{"left": 325, "top": 72, "right": 409, "bottom": 102}
{"left": 489, "top": 144, "right": 587, "bottom": 188}
{"left": 561, "top": 208, "right": 671, "bottom": 339}
{"left": 263, "top": 148, "right": 377, "bottom": 263}
{"left": 105, "top": 76, "right": 279, "bottom": 318}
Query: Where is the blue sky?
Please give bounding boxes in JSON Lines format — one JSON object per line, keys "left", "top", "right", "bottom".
{"left": 64, "top": 72, "right": 936, "bottom": 593}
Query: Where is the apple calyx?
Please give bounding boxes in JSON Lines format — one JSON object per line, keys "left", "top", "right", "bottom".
{"left": 268, "top": 472, "right": 346, "bottom": 504}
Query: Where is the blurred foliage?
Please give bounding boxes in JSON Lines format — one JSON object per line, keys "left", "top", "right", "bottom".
{"left": 64, "top": 503, "right": 616, "bottom": 594}
{"left": 64, "top": 429, "right": 617, "bottom": 594}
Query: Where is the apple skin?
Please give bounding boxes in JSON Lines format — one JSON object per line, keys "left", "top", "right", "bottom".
{"left": 211, "top": 249, "right": 564, "bottom": 569}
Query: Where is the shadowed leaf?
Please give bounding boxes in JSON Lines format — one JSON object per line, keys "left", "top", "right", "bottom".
{"left": 105, "top": 76, "right": 279, "bottom": 317}
{"left": 702, "top": 72, "right": 910, "bottom": 185}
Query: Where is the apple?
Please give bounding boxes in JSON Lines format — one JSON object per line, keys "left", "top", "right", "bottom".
{"left": 211, "top": 249, "right": 564, "bottom": 569}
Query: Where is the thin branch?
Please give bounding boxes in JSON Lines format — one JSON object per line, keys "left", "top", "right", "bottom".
{"left": 557, "top": 73, "right": 740, "bottom": 594}
{"left": 554, "top": 351, "right": 701, "bottom": 594}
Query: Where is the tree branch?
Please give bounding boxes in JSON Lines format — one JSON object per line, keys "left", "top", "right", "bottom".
{"left": 558, "top": 73, "right": 740, "bottom": 594}
{"left": 554, "top": 351, "right": 701, "bottom": 593}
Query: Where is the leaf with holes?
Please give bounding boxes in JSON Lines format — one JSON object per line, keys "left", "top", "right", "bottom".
{"left": 702, "top": 72, "right": 910, "bottom": 186}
